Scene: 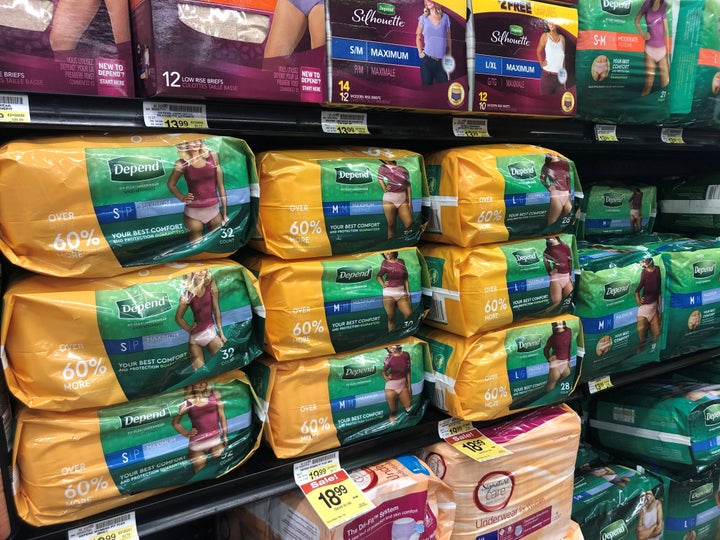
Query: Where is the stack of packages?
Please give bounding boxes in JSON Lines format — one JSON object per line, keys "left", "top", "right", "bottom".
{"left": 0, "top": 133, "right": 267, "bottom": 527}
{"left": 414, "top": 144, "right": 585, "bottom": 539}
{"left": 227, "top": 147, "right": 457, "bottom": 539}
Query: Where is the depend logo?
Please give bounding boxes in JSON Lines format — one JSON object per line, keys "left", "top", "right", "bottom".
{"left": 600, "top": 520, "right": 629, "bottom": 540}
{"left": 336, "top": 265, "right": 373, "bottom": 283}
{"left": 342, "top": 364, "right": 377, "bottom": 379}
{"left": 511, "top": 248, "right": 540, "bottom": 266}
{"left": 604, "top": 280, "right": 632, "bottom": 300}
{"left": 377, "top": 2, "right": 394, "bottom": 15}
{"left": 509, "top": 24, "right": 523, "bottom": 36}
{"left": 108, "top": 157, "right": 165, "bottom": 182}
{"left": 603, "top": 193, "right": 625, "bottom": 207}
{"left": 507, "top": 160, "right": 536, "bottom": 179}
{"left": 515, "top": 334, "right": 543, "bottom": 352}
{"left": 694, "top": 260, "right": 716, "bottom": 279}
{"left": 705, "top": 404, "right": 720, "bottom": 425}
{"left": 119, "top": 407, "right": 170, "bottom": 428}
{"left": 335, "top": 166, "right": 374, "bottom": 185}
{"left": 116, "top": 294, "right": 172, "bottom": 319}
{"left": 601, "top": 0, "right": 632, "bottom": 15}
{"left": 689, "top": 483, "right": 714, "bottom": 502}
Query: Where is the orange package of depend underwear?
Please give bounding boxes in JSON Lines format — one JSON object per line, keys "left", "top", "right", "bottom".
{"left": 245, "top": 337, "right": 432, "bottom": 459}
{"left": 1, "top": 260, "right": 265, "bottom": 411}
{"left": 12, "top": 370, "right": 262, "bottom": 527}
{"left": 227, "top": 455, "right": 456, "bottom": 540}
{"left": 0, "top": 133, "right": 258, "bottom": 278}
{"left": 251, "top": 147, "right": 429, "bottom": 259}
{"left": 418, "top": 404, "right": 581, "bottom": 540}
{"left": 239, "top": 247, "right": 431, "bottom": 361}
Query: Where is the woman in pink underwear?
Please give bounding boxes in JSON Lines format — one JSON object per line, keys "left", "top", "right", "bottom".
{"left": 378, "top": 159, "right": 414, "bottom": 240}
{"left": 635, "top": 257, "right": 662, "bottom": 353}
{"left": 377, "top": 251, "right": 413, "bottom": 332}
{"left": 543, "top": 236, "right": 574, "bottom": 310}
{"left": 539, "top": 153, "right": 573, "bottom": 227}
{"left": 175, "top": 269, "right": 227, "bottom": 371}
{"left": 172, "top": 381, "right": 228, "bottom": 474}
{"left": 592, "top": 55, "right": 610, "bottom": 82}
{"left": 382, "top": 344, "right": 413, "bottom": 423}
{"left": 543, "top": 320, "right": 573, "bottom": 393}
{"left": 263, "top": 0, "right": 325, "bottom": 59}
{"left": 634, "top": 0, "right": 670, "bottom": 97}
{"left": 167, "top": 139, "right": 228, "bottom": 245}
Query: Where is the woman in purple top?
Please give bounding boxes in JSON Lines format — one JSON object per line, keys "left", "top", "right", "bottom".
{"left": 539, "top": 153, "right": 573, "bottom": 226}
{"left": 629, "top": 187, "right": 644, "bottom": 233}
{"left": 635, "top": 257, "right": 662, "bottom": 352}
{"left": 543, "top": 236, "right": 574, "bottom": 310}
{"left": 382, "top": 344, "right": 413, "bottom": 423}
{"left": 175, "top": 269, "right": 227, "bottom": 371}
{"left": 167, "top": 139, "right": 228, "bottom": 245}
{"left": 543, "top": 320, "right": 573, "bottom": 392}
{"left": 263, "top": 0, "right": 325, "bottom": 59}
{"left": 416, "top": 0, "right": 452, "bottom": 86}
{"left": 634, "top": 0, "right": 670, "bottom": 97}
{"left": 172, "top": 381, "right": 228, "bottom": 473}
{"left": 377, "top": 251, "right": 413, "bottom": 332}
{"left": 377, "top": 159, "right": 413, "bottom": 240}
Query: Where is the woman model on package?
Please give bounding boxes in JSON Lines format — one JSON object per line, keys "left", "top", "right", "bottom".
{"left": 543, "top": 236, "right": 574, "bottom": 310}
{"left": 589, "top": 466, "right": 631, "bottom": 488}
{"left": 49, "top": 0, "right": 130, "bottom": 53}
{"left": 592, "top": 55, "right": 610, "bottom": 82}
{"left": 539, "top": 153, "right": 573, "bottom": 226}
{"left": 635, "top": 257, "right": 662, "bottom": 353}
{"left": 167, "top": 139, "right": 228, "bottom": 245}
{"left": 543, "top": 320, "right": 573, "bottom": 393}
{"left": 175, "top": 269, "right": 227, "bottom": 371}
{"left": 634, "top": 0, "right": 670, "bottom": 97}
{"left": 636, "top": 490, "right": 664, "bottom": 540}
{"left": 263, "top": 0, "right": 325, "bottom": 59}
{"left": 377, "top": 251, "right": 413, "bottom": 332}
{"left": 416, "top": 0, "right": 451, "bottom": 86}
{"left": 629, "top": 187, "right": 644, "bottom": 233}
{"left": 536, "top": 20, "right": 566, "bottom": 95}
{"left": 377, "top": 159, "right": 414, "bottom": 240}
{"left": 172, "top": 381, "right": 228, "bottom": 474}
{"left": 382, "top": 344, "right": 413, "bottom": 423}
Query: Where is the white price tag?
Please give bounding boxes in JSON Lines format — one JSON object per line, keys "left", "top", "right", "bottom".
{"left": 661, "top": 128, "right": 684, "bottom": 144}
{"left": 452, "top": 117, "right": 489, "bottom": 138}
{"left": 293, "top": 451, "right": 342, "bottom": 485}
{"left": 321, "top": 110, "right": 369, "bottom": 135}
{"left": 594, "top": 124, "right": 618, "bottom": 142}
{"left": 67, "top": 512, "right": 138, "bottom": 540}
{"left": 588, "top": 375, "right": 613, "bottom": 394}
{"left": 142, "top": 101, "right": 208, "bottom": 129}
{"left": 0, "top": 93, "right": 30, "bottom": 123}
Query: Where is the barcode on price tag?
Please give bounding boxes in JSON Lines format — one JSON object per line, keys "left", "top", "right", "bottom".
{"left": 661, "top": 128, "right": 684, "bottom": 144}
{"left": 438, "top": 417, "right": 512, "bottom": 463}
{"left": 594, "top": 124, "right": 618, "bottom": 142}
{"left": 0, "top": 93, "right": 30, "bottom": 123}
{"left": 142, "top": 101, "right": 208, "bottom": 129}
{"left": 67, "top": 511, "right": 138, "bottom": 540}
{"left": 452, "top": 117, "right": 489, "bottom": 138}
{"left": 588, "top": 375, "right": 613, "bottom": 394}
{"left": 321, "top": 110, "right": 369, "bottom": 135}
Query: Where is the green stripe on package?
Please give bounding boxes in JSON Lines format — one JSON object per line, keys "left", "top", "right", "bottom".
{"left": 579, "top": 184, "right": 657, "bottom": 240}
{"left": 590, "top": 380, "right": 720, "bottom": 472}
{"left": 576, "top": 244, "right": 662, "bottom": 383}
{"left": 98, "top": 372, "right": 261, "bottom": 492}
{"left": 84, "top": 136, "right": 258, "bottom": 266}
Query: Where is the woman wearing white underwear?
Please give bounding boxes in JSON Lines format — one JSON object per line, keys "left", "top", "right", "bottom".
{"left": 592, "top": 55, "right": 610, "bottom": 82}
{"left": 543, "top": 320, "right": 573, "bottom": 393}
{"left": 175, "top": 269, "right": 227, "bottom": 371}
{"left": 634, "top": 0, "right": 670, "bottom": 97}
{"left": 376, "top": 251, "right": 413, "bottom": 332}
{"left": 536, "top": 20, "right": 566, "bottom": 95}
{"left": 167, "top": 139, "right": 228, "bottom": 245}
{"left": 382, "top": 344, "right": 413, "bottom": 423}
{"left": 378, "top": 159, "right": 414, "bottom": 240}
{"left": 636, "top": 490, "right": 663, "bottom": 540}
{"left": 263, "top": 0, "right": 325, "bottom": 59}
{"left": 635, "top": 257, "right": 662, "bottom": 353}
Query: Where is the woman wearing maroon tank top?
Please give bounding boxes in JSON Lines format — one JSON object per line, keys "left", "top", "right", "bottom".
{"left": 635, "top": 257, "right": 662, "bottom": 353}
{"left": 377, "top": 251, "right": 413, "bottom": 332}
{"left": 543, "top": 236, "right": 574, "bottom": 310}
{"left": 543, "top": 320, "right": 572, "bottom": 393}
{"left": 175, "top": 269, "right": 227, "bottom": 371}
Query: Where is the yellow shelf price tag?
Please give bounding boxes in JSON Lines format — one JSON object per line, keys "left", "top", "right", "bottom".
{"left": 142, "top": 101, "right": 208, "bottom": 129}
{"left": 452, "top": 117, "right": 489, "bottom": 138}
{"left": 588, "top": 375, "right": 613, "bottom": 394}
{"left": 299, "top": 468, "right": 375, "bottom": 529}
{"left": 0, "top": 93, "right": 30, "bottom": 123}
{"left": 594, "top": 124, "right": 618, "bottom": 142}
{"left": 661, "top": 128, "right": 684, "bottom": 144}
{"left": 438, "top": 418, "right": 512, "bottom": 463}
{"left": 321, "top": 110, "right": 370, "bottom": 135}
{"left": 68, "top": 512, "right": 138, "bottom": 540}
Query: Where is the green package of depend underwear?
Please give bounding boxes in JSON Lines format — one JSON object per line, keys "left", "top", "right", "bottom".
{"left": 576, "top": 243, "right": 663, "bottom": 383}
{"left": 659, "top": 175, "right": 720, "bottom": 236}
{"left": 577, "top": 0, "right": 674, "bottom": 125}
{"left": 589, "top": 378, "right": 720, "bottom": 473}
{"left": 572, "top": 456, "right": 665, "bottom": 540}
{"left": 579, "top": 183, "right": 657, "bottom": 240}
